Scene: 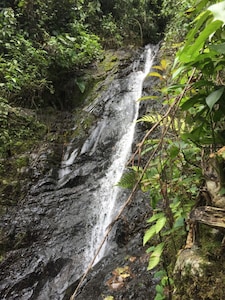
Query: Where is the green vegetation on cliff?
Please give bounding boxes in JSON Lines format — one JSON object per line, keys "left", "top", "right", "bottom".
{"left": 118, "top": 0, "right": 225, "bottom": 298}
{"left": 0, "top": 0, "right": 169, "bottom": 160}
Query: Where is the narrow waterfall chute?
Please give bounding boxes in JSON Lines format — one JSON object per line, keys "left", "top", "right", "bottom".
{"left": 85, "top": 45, "right": 157, "bottom": 266}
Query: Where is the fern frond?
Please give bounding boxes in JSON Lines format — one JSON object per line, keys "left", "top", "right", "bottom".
{"left": 137, "top": 113, "right": 163, "bottom": 123}
{"left": 117, "top": 169, "right": 138, "bottom": 189}
{"left": 147, "top": 72, "right": 163, "bottom": 80}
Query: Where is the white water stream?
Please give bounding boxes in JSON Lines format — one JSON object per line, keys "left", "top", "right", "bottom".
{"left": 86, "top": 45, "right": 156, "bottom": 265}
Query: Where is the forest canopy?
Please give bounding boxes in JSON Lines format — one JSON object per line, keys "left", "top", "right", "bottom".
{"left": 0, "top": 0, "right": 167, "bottom": 110}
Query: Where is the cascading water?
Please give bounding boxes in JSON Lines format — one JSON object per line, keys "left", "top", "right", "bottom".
{"left": 0, "top": 45, "right": 157, "bottom": 300}
{"left": 84, "top": 45, "right": 156, "bottom": 265}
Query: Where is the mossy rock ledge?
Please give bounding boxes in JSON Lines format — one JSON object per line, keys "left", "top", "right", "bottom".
{"left": 0, "top": 46, "right": 140, "bottom": 260}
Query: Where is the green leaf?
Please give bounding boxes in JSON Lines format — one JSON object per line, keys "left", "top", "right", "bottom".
{"left": 156, "top": 284, "right": 164, "bottom": 294}
{"left": 154, "top": 294, "right": 165, "bottom": 300}
{"left": 148, "top": 255, "right": 160, "bottom": 270}
{"left": 154, "top": 270, "right": 166, "bottom": 279}
{"left": 209, "top": 43, "right": 225, "bottom": 54}
{"left": 179, "top": 20, "right": 223, "bottom": 63}
{"left": 147, "top": 242, "right": 164, "bottom": 270}
{"left": 168, "top": 145, "right": 180, "bottom": 159}
{"left": 75, "top": 78, "right": 86, "bottom": 93}
{"left": 147, "top": 212, "right": 165, "bottom": 223}
{"left": 219, "top": 187, "right": 225, "bottom": 196}
{"left": 185, "top": 10, "right": 211, "bottom": 47}
{"left": 148, "top": 72, "right": 163, "bottom": 79}
{"left": 143, "top": 225, "right": 156, "bottom": 245}
{"left": 146, "top": 246, "right": 155, "bottom": 253}
{"left": 206, "top": 87, "right": 224, "bottom": 111}
{"left": 153, "top": 65, "right": 163, "bottom": 71}
{"left": 155, "top": 217, "right": 167, "bottom": 234}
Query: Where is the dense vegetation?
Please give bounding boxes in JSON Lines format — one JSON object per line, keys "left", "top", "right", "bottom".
{"left": 0, "top": 0, "right": 169, "bottom": 160}
{"left": 118, "top": 0, "right": 225, "bottom": 298}
{"left": 2, "top": 0, "right": 225, "bottom": 298}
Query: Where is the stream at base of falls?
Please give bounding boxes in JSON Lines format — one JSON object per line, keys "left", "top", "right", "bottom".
{"left": 0, "top": 45, "right": 158, "bottom": 300}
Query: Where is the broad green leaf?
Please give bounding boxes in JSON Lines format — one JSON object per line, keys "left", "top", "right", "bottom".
{"left": 209, "top": 43, "right": 225, "bottom": 54}
{"left": 148, "top": 255, "right": 160, "bottom": 270}
{"left": 206, "top": 87, "right": 224, "bottom": 111}
{"left": 185, "top": 10, "right": 211, "bottom": 46}
{"left": 173, "top": 217, "right": 185, "bottom": 229}
{"left": 172, "top": 66, "right": 186, "bottom": 79}
{"left": 179, "top": 20, "right": 223, "bottom": 62}
{"left": 146, "top": 246, "right": 155, "bottom": 253}
{"left": 181, "top": 95, "right": 204, "bottom": 111}
{"left": 152, "top": 242, "right": 164, "bottom": 255}
{"left": 143, "top": 225, "right": 156, "bottom": 245}
{"left": 155, "top": 217, "right": 167, "bottom": 234}
{"left": 147, "top": 242, "right": 164, "bottom": 270}
{"left": 147, "top": 212, "right": 165, "bottom": 223}
{"left": 154, "top": 270, "right": 166, "bottom": 279}
{"left": 117, "top": 170, "right": 137, "bottom": 189}
{"left": 154, "top": 294, "right": 165, "bottom": 300}
{"left": 156, "top": 284, "right": 164, "bottom": 294}
{"left": 137, "top": 114, "right": 162, "bottom": 123}
{"left": 219, "top": 187, "right": 225, "bottom": 195}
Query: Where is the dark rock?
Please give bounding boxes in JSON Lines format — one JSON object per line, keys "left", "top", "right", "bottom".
{"left": 0, "top": 46, "right": 159, "bottom": 300}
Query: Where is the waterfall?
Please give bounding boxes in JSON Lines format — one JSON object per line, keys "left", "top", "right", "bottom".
{"left": 0, "top": 45, "right": 157, "bottom": 300}
{"left": 85, "top": 45, "right": 156, "bottom": 266}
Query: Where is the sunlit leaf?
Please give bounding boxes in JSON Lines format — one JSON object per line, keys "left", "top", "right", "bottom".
{"left": 185, "top": 10, "right": 210, "bottom": 47}
{"left": 148, "top": 72, "right": 163, "bottom": 79}
{"left": 148, "top": 255, "right": 160, "bottom": 270}
{"left": 143, "top": 225, "right": 156, "bottom": 245}
{"left": 153, "top": 65, "right": 163, "bottom": 71}
{"left": 147, "top": 242, "right": 164, "bottom": 270}
{"left": 155, "top": 217, "right": 167, "bottom": 234}
{"left": 147, "top": 212, "right": 165, "bottom": 223}
{"left": 179, "top": 20, "right": 223, "bottom": 62}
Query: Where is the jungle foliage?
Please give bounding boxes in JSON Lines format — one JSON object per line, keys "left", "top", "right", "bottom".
{"left": 0, "top": 0, "right": 169, "bottom": 159}
{"left": 118, "top": 0, "right": 225, "bottom": 298}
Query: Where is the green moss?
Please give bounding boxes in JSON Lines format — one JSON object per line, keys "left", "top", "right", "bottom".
{"left": 173, "top": 223, "right": 225, "bottom": 299}
{"left": 174, "top": 260, "right": 225, "bottom": 299}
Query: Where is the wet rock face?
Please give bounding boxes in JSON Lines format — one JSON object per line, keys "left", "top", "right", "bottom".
{"left": 65, "top": 191, "right": 155, "bottom": 300}
{"left": 0, "top": 46, "right": 158, "bottom": 300}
